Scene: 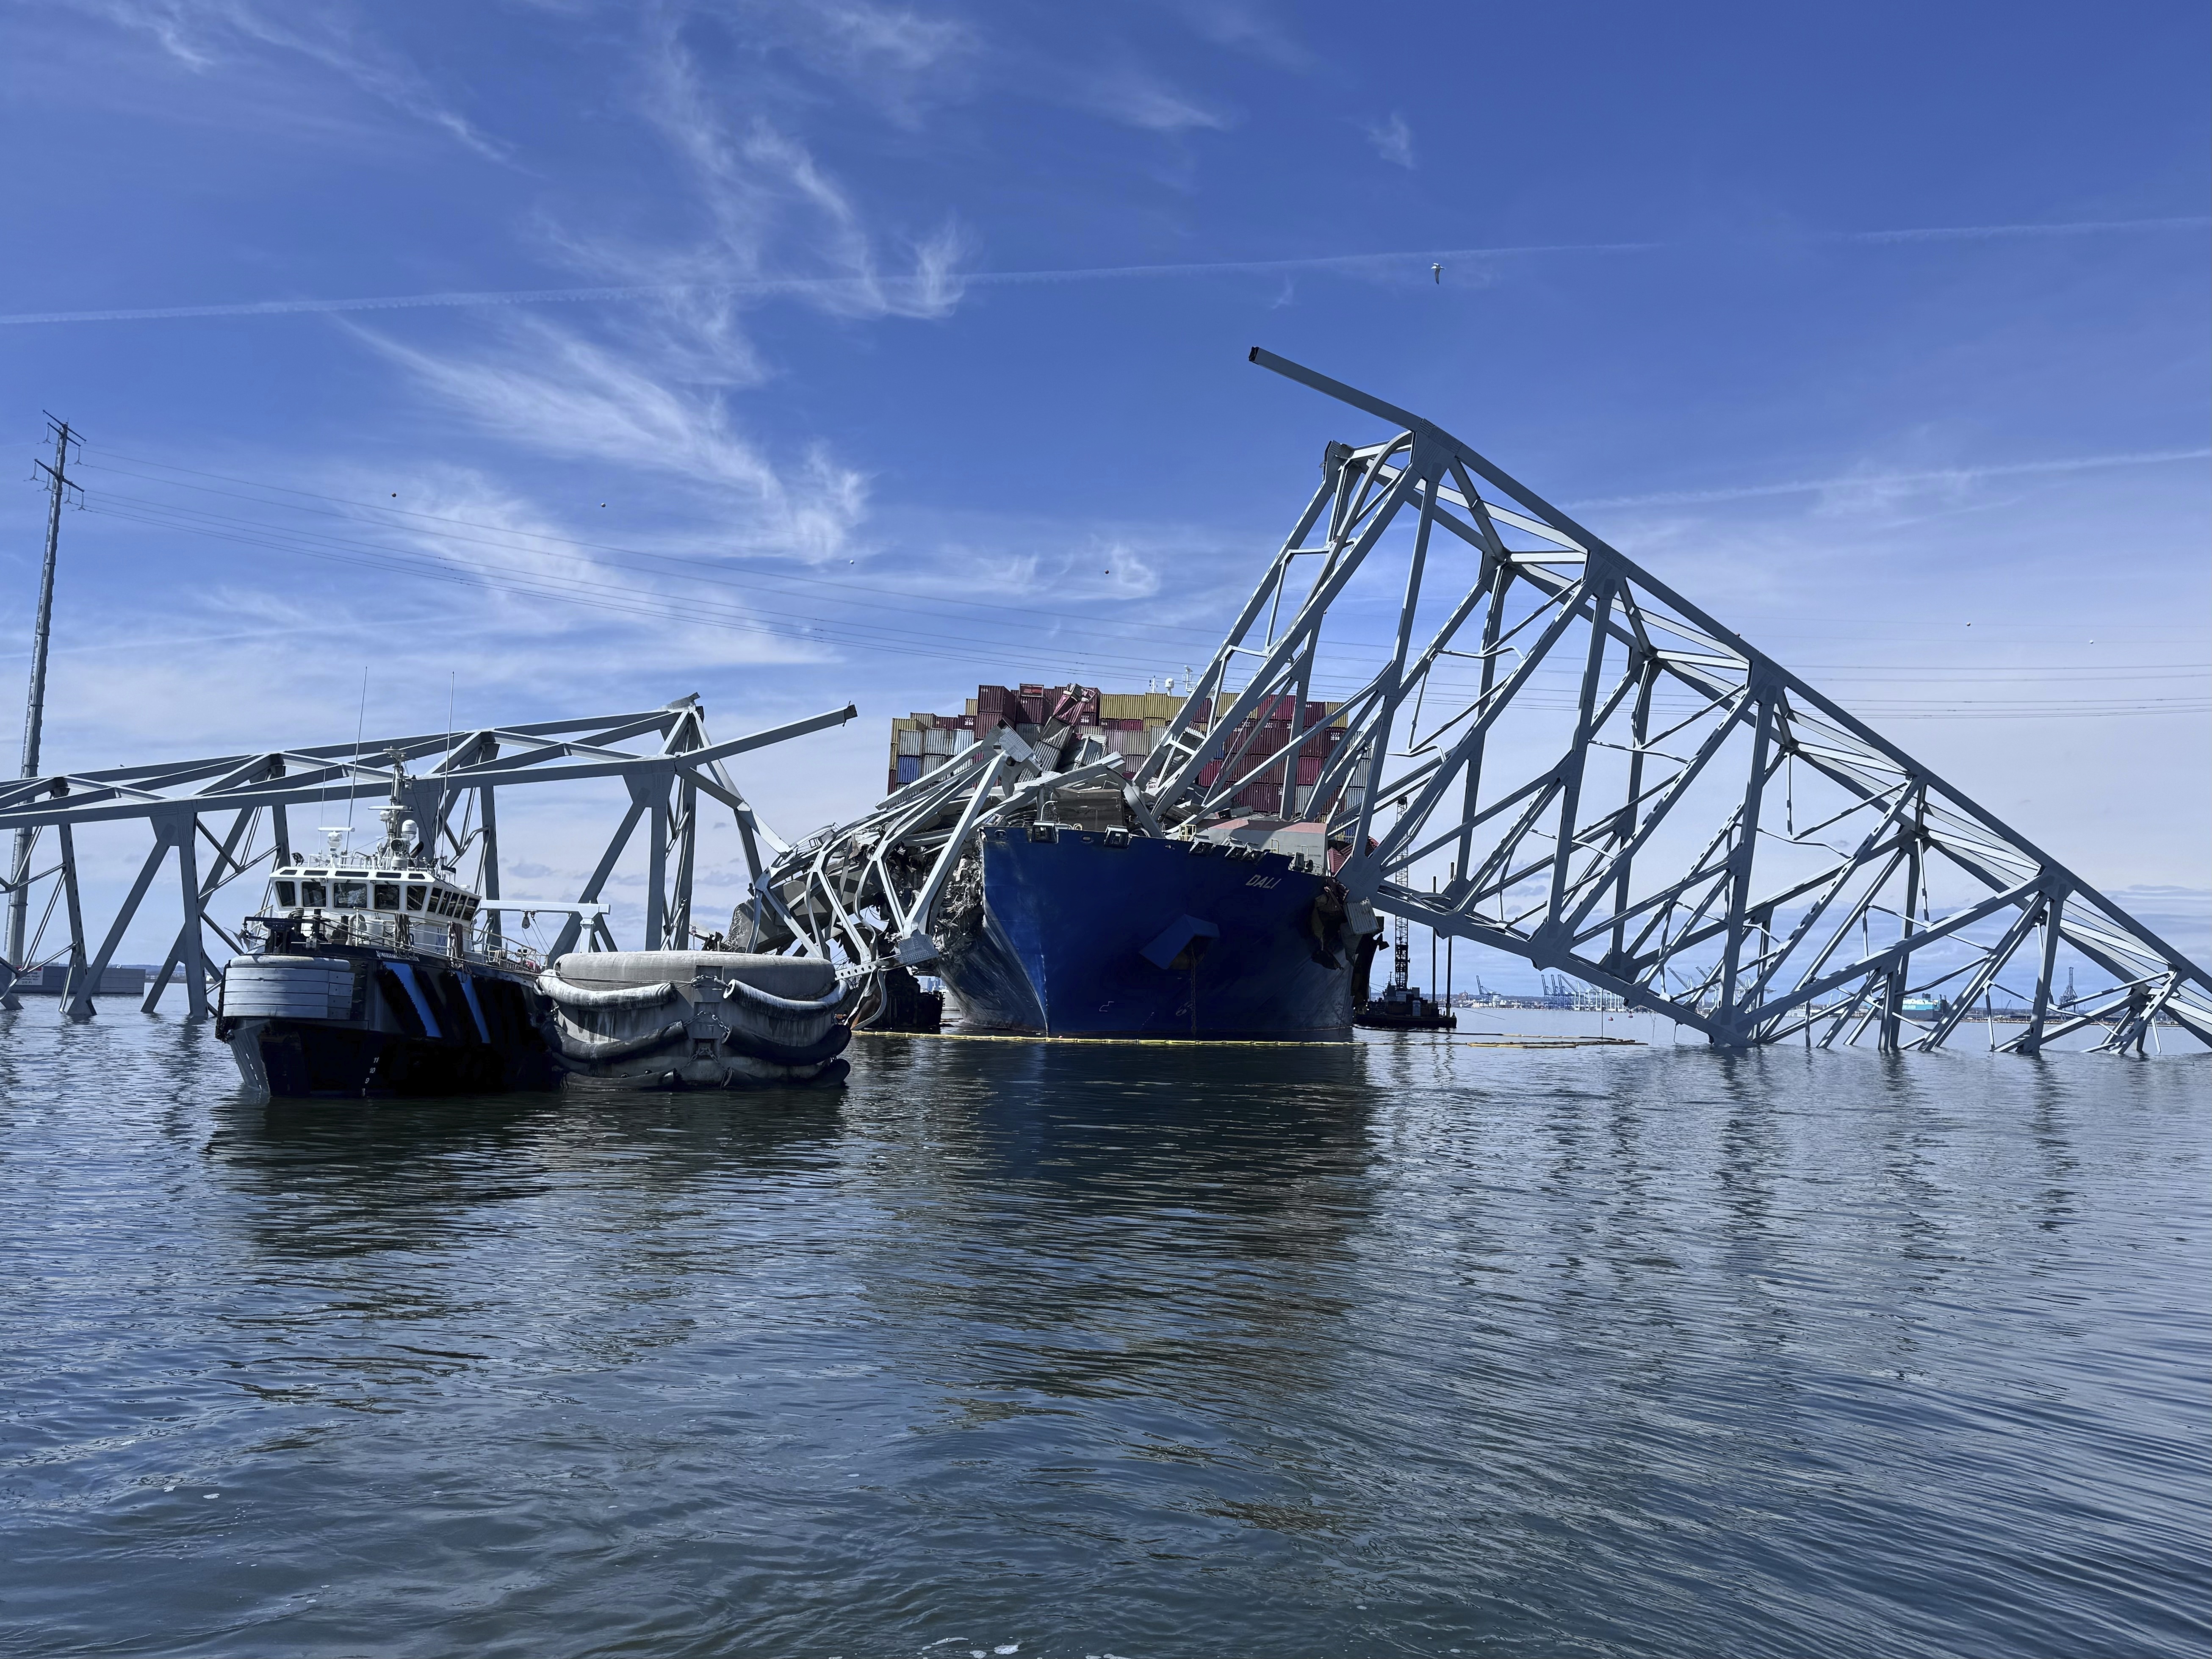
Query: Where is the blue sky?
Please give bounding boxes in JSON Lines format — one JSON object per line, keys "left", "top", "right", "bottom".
{"left": 1, "top": 0, "right": 2206, "bottom": 971}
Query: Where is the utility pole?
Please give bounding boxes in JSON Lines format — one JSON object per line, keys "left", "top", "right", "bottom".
{"left": 6, "top": 418, "right": 78, "bottom": 980}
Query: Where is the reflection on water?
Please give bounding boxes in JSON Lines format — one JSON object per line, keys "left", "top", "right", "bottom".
{"left": 0, "top": 1009, "right": 2206, "bottom": 1659}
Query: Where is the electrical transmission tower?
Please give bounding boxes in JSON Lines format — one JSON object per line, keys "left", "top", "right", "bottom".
{"left": 4, "top": 418, "right": 78, "bottom": 1003}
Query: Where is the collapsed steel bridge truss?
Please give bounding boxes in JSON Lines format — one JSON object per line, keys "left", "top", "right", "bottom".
{"left": 742, "top": 722, "right": 1141, "bottom": 981}
{"left": 756, "top": 350, "right": 2206, "bottom": 1054}
{"left": 1134, "top": 350, "right": 2209, "bottom": 1052}
{"left": 0, "top": 697, "right": 852, "bottom": 1019}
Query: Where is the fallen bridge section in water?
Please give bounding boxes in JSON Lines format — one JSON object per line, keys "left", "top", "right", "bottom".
{"left": 1125, "top": 350, "right": 2209, "bottom": 1054}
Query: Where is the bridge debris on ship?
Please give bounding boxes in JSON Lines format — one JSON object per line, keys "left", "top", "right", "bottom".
{"left": 738, "top": 350, "right": 2209, "bottom": 1054}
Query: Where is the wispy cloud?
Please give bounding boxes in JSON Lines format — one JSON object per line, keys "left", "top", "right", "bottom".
{"left": 793, "top": 0, "right": 980, "bottom": 123}
{"left": 327, "top": 14, "right": 972, "bottom": 571}
{"left": 596, "top": 23, "right": 970, "bottom": 325}
{"left": 1364, "top": 111, "right": 1414, "bottom": 169}
{"left": 66, "top": 0, "right": 507, "bottom": 158}
{"left": 352, "top": 315, "right": 872, "bottom": 564}
{"left": 1079, "top": 64, "right": 1235, "bottom": 132}
{"left": 1846, "top": 216, "right": 2211, "bottom": 243}
{"left": 1171, "top": 0, "right": 1310, "bottom": 69}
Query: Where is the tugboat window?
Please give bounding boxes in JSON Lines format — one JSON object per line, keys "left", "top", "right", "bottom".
{"left": 405, "top": 883, "right": 426, "bottom": 912}
{"left": 374, "top": 883, "right": 400, "bottom": 910}
{"left": 300, "top": 881, "right": 327, "bottom": 907}
{"left": 334, "top": 879, "right": 369, "bottom": 908}
{"left": 273, "top": 881, "right": 296, "bottom": 907}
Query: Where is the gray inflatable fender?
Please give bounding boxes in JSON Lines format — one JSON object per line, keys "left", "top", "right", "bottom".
{"left": 551, "top": 1020, "right": 689, "bottom": 1065}
{"left": 537, "top": 972, "right": 676, "bottom": 1010}
{"left": 719, "top": 974, "right": 852, "bottom": 1016}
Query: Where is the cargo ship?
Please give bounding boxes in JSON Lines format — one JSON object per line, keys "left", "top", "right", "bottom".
{"left": 752, "top": 680, "right": 1384, "bottom": 1042}
{"left": 932, "top": 820, "right": 1373, "bottom": 1041}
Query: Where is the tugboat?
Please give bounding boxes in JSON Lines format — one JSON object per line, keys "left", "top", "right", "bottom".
{"left": 1353, "top": 915, "right": 1457, "bottom": 1032}
{"left": 217, "top": 780, "right": 555, "bottom": 1099}
{"left": 220, "top": 765, "right": 856, "bottom": 1099}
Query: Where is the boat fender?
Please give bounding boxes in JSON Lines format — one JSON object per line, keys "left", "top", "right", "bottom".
{"left": 718, "top": 975, "right": 852, "bottom": 1016}
{"left": 551, "top": 1019, "right": 689, "bottom": 1065}
{"left": 537, "top": 973, "right": 676, "bottom": 1009}
{"left": 723, "top": 1022, "right": 853, "bottom": 1067}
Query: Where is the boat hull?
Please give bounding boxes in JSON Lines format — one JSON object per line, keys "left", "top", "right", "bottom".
{"left": 936, "top": 828, "right": 1361, "bottom": 1041}
{"left": 219, "top": 947, "right": 556, "bottom": 1100}
{"left": 225, "top": 1018, "right": 548, "bottom": 1097}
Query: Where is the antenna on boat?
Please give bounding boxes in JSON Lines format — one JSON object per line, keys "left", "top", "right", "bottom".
{"left": 436, "top": 671, "right": 454, "bottom": 872}
{"left": 343, "top": 666, "right": 367, "bottom": 837}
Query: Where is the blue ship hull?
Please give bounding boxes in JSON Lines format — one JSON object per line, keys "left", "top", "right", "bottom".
{"left": 936, "top": 828, "right": 1357, "bottom": 1041}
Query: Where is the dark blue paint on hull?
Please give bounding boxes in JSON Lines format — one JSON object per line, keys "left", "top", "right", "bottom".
{"left": 937, "top": 828, "right": 1355, "bottom": 1041}
{"left": 252, "top": 1022, "right": 551, "bottom": 1097}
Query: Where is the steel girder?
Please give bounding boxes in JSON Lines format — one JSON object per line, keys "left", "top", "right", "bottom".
{"left": 0, "top": 697, "right": 853, "bottom": 1017}
{"left": 1125, "top": 351, "right": 2209, "bottom": 1052}
{"left": 743, "top": 723, "right": 1135, "bottom": 977}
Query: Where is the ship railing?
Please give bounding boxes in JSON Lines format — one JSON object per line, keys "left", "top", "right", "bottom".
{"left": 239, "top": 910, "right": 542, "bottom": 974}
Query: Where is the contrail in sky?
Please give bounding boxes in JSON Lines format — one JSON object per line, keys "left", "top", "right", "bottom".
{"left": 0, "top": 217, "right": 2202, "bottom": 327}
{"left": 1567, "top": 447, "right": 2212, "bottom": 511}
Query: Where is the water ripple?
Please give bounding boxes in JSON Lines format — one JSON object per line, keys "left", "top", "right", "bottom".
{"left": 0, "top": 1013, "right": 2205, "bottom": 1656}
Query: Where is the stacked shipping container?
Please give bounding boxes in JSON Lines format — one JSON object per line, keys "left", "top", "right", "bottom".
{"left": 887, "top": 681, "right": 1345, "bottom": 816}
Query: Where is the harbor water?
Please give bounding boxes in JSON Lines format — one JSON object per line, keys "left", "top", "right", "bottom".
{"left": 1, "top": 1010, "right": 2205, "bottom": 1657}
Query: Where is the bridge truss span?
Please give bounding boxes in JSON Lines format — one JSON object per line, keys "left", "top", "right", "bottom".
{"left": 1132, "top": 350, "right": 2209, "bottom": 1052}
{"left": 0, "top": 697, "right": 854, "bottom": 1019}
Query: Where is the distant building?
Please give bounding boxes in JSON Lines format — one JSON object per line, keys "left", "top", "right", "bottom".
{"left": 887, "top": 680, "right": 1348, "bottom": 816}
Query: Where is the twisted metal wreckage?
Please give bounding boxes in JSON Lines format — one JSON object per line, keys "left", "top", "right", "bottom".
{"left": 745, "top": 350, "right": 2209, "bottom": 1054}
{"left": 0, "top": 700, "right": 854, "bottom": 1019}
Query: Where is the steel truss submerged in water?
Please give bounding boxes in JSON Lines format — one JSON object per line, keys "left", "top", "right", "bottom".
{"left": 764, "top": 351, "right": 2209, "bottom": 1054}
{"left": 0, "top": 698, "right": 854, "bottom": 1019}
